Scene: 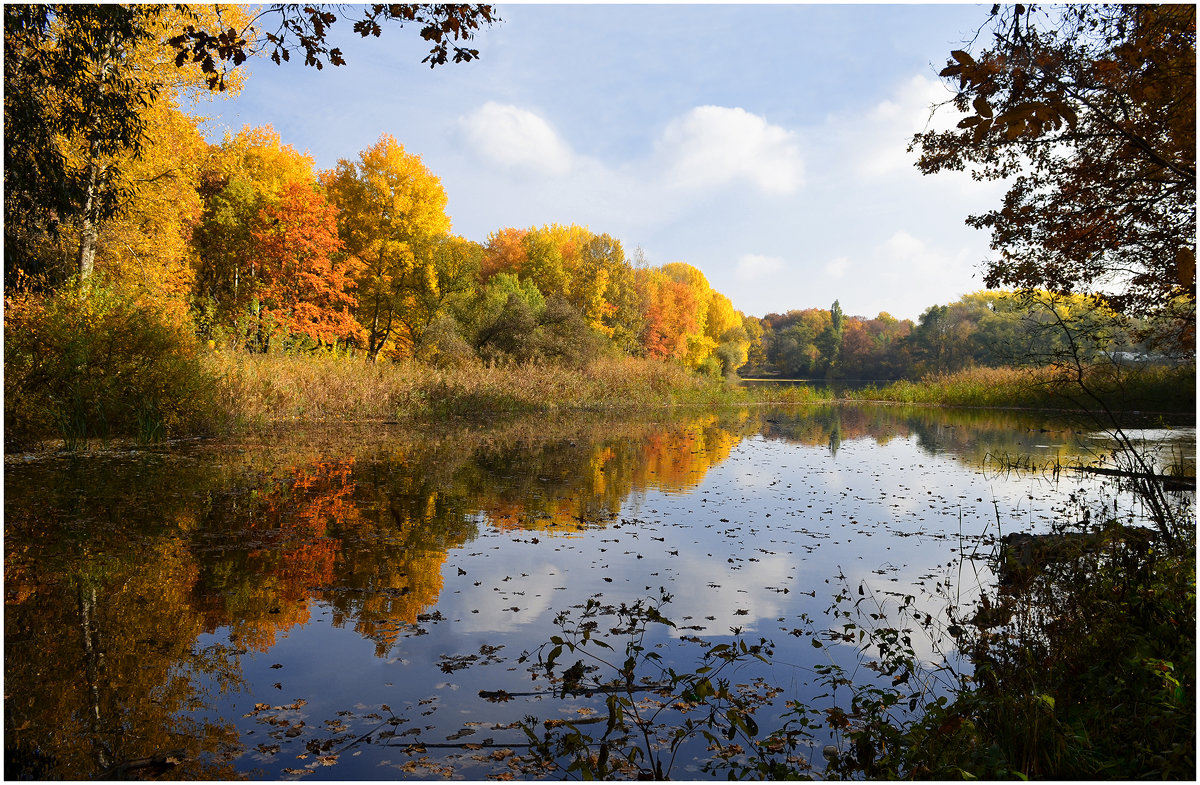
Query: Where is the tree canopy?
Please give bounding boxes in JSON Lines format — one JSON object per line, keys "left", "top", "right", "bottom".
{"left": 3, "top": 3, "right": 498, "bottom": 287}
{"left": 911, "top": 4, "right": 1195, "bottom": 338}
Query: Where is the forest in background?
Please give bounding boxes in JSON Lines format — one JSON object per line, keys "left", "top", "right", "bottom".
{"left": 4, "top": 5, "right": 1194, "bottom": 450}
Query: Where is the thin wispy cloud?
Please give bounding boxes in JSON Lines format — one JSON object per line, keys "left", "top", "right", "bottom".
{"left": 825, "top": 257, "right": 850, "bottom": 279}
{"left": 736, "top": 253, "right": 786, "bottom": 282}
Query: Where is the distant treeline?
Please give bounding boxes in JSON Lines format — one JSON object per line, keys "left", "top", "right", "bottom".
{"left": 743, "top": 290, "right": 1180, "bottom": 381}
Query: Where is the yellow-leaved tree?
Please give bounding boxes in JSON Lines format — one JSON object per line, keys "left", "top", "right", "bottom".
{"left": 323, "top": 134, "right": 452, "bottom": 359}
{"left": 705, "top": 290, "right": 750, "bottom": 377}
{"left": 16, "top": 5, "right": 250, "bottom": 316}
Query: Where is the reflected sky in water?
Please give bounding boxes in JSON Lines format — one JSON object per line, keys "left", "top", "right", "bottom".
{"left": 5, "top": 405, "right": 1193, "bottom": 779}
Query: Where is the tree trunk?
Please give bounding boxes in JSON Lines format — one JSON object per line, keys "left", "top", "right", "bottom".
{"left": 369, "top": 298, "right": 382, "bottom": 360}
{"left": 77, "top": 142, "right": 101, "bottom": 282}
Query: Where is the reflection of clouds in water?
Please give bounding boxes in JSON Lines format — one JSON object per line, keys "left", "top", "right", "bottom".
{"left": 662, "top": 553, "right": 794, "bottom": 637}
{"left": 835, "top": 557, "right": 994, "bottom": 667}
{"left": 436, "top": 555, "right": 563, "bottom": 633}
{"left": 732, "top": 467, "right": 779, "bottom": 491}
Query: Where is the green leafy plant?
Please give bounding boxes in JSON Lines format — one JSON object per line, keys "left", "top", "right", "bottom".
{"left": 515, "top": 589, "right": 812, "bottom": 780}
{"left": 811, "top": 490, "right": 1195, "bottom": 780}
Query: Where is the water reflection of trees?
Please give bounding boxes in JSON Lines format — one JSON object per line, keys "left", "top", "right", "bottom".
{"left": 5, "top": 405, "right": 1146, "bottom": 779}
{"left": 3, "top": 413, "right": 748, "bottom": 778}
{"left": 758, "top": 404, "right": 1111, "bottom": 467}
{"left": 5, "top": 455, "right": 244, "bottom": 779}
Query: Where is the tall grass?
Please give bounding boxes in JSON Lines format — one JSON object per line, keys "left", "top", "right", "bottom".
{"left": 843, "top": 365, "right": 1195, "bottom": 413}
{"left": 202, "top": 355, "right": 1195, "bottom": 432}
{"left": 205, "top": 352, "right": 753, "bottom": 427}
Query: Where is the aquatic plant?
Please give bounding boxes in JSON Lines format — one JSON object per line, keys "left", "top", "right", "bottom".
{"left": 515, "top": 589, "right": 812, "bottom": 779}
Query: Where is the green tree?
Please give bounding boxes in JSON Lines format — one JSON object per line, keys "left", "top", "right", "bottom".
{"left": 815, "top": 299, "right": 845, "bottom": 377}
{"left": 743, "top": 316, "right": 768, "bottom": 373}
{"left": 471, "top": 273, "right": 546, "bottom": 363}
{"left": 400, "top": 235, "right": 484, "bottom": 352}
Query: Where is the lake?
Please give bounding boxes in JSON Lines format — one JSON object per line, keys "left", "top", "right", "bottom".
{"left": 5, "top": 404, "right": 1194, "bottom": 779}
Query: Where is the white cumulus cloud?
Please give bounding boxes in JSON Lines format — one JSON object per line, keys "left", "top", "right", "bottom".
{"left": 460, "top": 102, "right": 574, "bottom": 176}
{"left": 735, "top": 253, "right": 785, "bottom": 281}
{"left": 658, "top": 106, "right": 804, "bottom": 194}
{"left": 855, "top": 74, "right": 963, "bottom": 179}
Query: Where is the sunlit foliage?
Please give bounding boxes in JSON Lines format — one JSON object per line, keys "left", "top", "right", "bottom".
{"left": 251, "top": 181, "right": 363, "bottom": 348}
{"left": 744, "top": 290, "right": 1164, "bottom": 381}
{"left": 323, "top": 134, "right": 452, "bottom": 359}
{"left": 192, "top": 125, "right": 343, "bottom": 350}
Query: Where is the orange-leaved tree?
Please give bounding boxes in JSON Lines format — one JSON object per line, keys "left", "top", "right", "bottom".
{"left": 251, "top": 181, "right": 363, "bottom": 349}
{"left": 638, "top": 267, "right": 700, "bottom": 361}
{"left": 192, "top": 125, "right": 323, "bottom": 348}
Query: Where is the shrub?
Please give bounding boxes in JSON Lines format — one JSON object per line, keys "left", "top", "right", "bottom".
{"left": 4, "top": 280, "right": 221, "bottom": 449}
{"left": 817, "top": 506, "right": 1196, "bottom": 780}
{"left": 414, "top": 315, "right": 476, "bottom": 368}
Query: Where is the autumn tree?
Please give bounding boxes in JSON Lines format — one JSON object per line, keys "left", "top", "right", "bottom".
{"left": 192, "top": 125, "right": 327, "bottom": 348}
{"left": 250, "top": 181, "right": 363, "bottom": 349}
{"left": 602, "top": 257, "right": 649, "bottom": 356}
{"left": 323, "top": 134, "right": 452, "bottom": 359}
{"left": 912, "top": 4, "right": 1195, "bottom": 347}
{"left": 407, "top": 234, "right": 485, "bottom": 347}
{"left": 638, "top": 268, "right": 701, "bottom": 362}
{"left": 706, "top": 291, "right": 750, "bottom": 377}
{"left": 3, "top": 5, "right": 249, "bottom": 290}
{"left": 480, "top": 227, "right": 529, "bottom": 282}
{"left": 661, "top": 262, "right": 718, "bottom": 368}
{"left": 521, "top": 224, "right": 590, "bottom": 305}
{"left": 4, "top": 5, "right": 162, "bottom": 283}
{"left": 906, "top": 290, "right": 1122, "bottom": 374}
{"left": 838, "top": 312, "right": 912, "bottom": 379}
{"left": 4, "top": 3, "right": 497, "bottom": 291}
{"left": 764, "top": 309, "right": 831, "bottom": 377}
{"left": 574, "top": 232, "right": 628, "bottom": 336}
{"left": 838, "top": 320, "right": 875, "bottom": 378}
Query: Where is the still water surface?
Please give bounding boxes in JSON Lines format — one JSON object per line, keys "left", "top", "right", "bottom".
{"left": 5, "top": 404, "right": 1193, "bottom": 779}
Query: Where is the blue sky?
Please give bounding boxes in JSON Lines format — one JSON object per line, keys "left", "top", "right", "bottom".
{"left": 201, "top": 3, "right": 1006, "bottom": 321}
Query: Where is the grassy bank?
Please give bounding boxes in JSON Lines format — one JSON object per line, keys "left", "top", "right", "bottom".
{"left": 840, "top": 365, "right": 1196, "bottom": 413}
{"left": 205, "top": 352, "right": 769, "bottom": 427}
{"left": 7, "top": 315, "right": 1191, "bottom": 451}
